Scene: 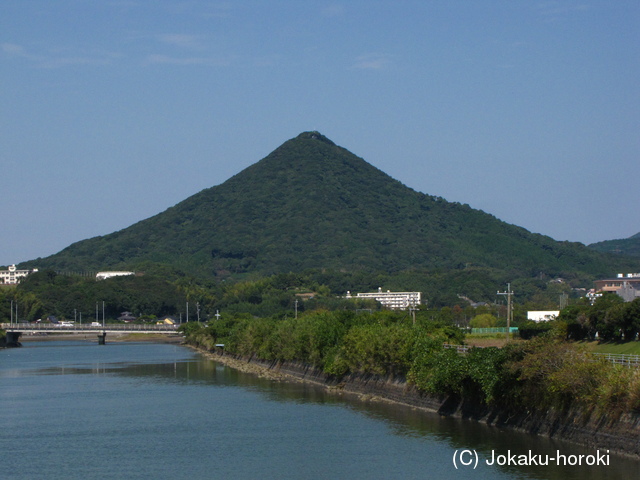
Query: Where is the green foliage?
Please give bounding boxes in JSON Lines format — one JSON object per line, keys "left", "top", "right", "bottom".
{"left": 339, "top": 322, "right": 416, "bottom": 376}
{"left": 558, "top": 304, "right": 593, "bottom": 340}
{"left": 409, "top": 347, "right": 467, "bottom": 396}
{"left": 469, "top": 313, "right": 497, "bottom": 328}
{"left": 558, "top": 294, "right": 640, "bottom": 341}
{"left": 408, "top": 342, "right": 514, "bottom": 406}
{"left": 465, "top": 347, "right": 513, "bottom": 405}
{"left": 589, "top": 232, "right": 640, "bottom": 257}
{"left": 232, "top": 316, "right": 277, "bottom": 357}
{"left": 178, "top": 321, "right": 204, "bottom": 336}
{"left": 506, "top": 336, "right": 640, "bottom": 414}
{"left": 16, "top": 270, "right": 189, "bottom": 321}
{"left": 185, "top": 309, "right": 464, "bottom": 380}
{"left": 517, "top": 321, "right": 554, "bottom": 340}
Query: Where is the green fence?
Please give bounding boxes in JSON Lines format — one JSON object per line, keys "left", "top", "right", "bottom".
{"left": 470, "top": 327, "right": 519, "bottom": 334}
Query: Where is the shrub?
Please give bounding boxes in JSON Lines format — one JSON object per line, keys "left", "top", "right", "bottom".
{"left": 469, "top": 314, "right": 497, "bottom": 328}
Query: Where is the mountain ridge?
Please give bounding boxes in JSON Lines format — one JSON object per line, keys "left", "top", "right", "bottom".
{"left": 589, "top": 232, "right": 640, "bottom": 258}
{"left": 22, "top": 132, "right": 639, "bottom": 280}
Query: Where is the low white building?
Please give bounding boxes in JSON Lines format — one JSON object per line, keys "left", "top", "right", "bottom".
{"left": 347, "top": 287, "right": 421, "bottom": 310}
{"left": 96, "top": 271, "right": 135, "bottom": 281}
{"left": 527, "top": 311, "right": 560, "bottom": 323}
{"left": 0, "top": 264, "right": 38, "bottom": 285}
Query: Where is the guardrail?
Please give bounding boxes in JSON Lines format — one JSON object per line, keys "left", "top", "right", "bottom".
{"left": 592, "top": 353, "right": 640, "bottom": 368}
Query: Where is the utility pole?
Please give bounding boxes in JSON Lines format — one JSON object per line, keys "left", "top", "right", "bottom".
{"left": 497, "top": 283, "right": 514, "bottom": 343}
{"left": 294, "top": 299, "right": 298, "bottom": 319}
{"left": 559, "top": 292, "right": 569, "bottom": 309}
{"left": 409, "top": 306, "right": 417, "bottom": 325}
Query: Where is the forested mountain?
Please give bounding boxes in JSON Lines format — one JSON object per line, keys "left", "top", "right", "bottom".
{"left": 22, "top": 132, "right": 639, "bottom": 282}
{"left": 589, "top": 232, "right": 640, "bottom": 258}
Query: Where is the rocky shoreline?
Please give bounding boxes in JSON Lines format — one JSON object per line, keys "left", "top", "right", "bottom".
{"left": 194, "top": 347, "right": 640, "bottom": 459}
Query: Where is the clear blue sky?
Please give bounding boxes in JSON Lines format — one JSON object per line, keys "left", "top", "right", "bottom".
{"left": 2, "top": 1, "right": 638, "bottom": 266}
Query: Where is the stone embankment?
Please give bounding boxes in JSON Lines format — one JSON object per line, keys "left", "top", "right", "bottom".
{"left": 196, "top": 347, "right": 640, "bottom": 459}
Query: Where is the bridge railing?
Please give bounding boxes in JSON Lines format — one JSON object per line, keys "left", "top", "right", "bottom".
{"left": 0, "top": 323, "right": 179, "bottom": 332}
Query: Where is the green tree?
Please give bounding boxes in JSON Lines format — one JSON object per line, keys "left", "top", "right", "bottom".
{"left": 469, "top": 313, "right": 497, "bottom": 328}
{"left": 590, "top": 294, "right": 625, "bottom": 340}
{"left": 621, "top": 298, "right": 640, "bottom": 340}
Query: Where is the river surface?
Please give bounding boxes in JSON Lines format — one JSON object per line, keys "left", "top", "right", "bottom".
{"left": 0, "top": 340, "right": 636, "bottom": 480}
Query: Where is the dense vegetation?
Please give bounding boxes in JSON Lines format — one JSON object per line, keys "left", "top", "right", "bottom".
{"left": 20, "top": 132, "right": 639, "bottom": 286}
{"left": 3, "top": 266, "right": 591, "bottom": 324}
{"left": 2, "top": 269, "right": 193, "bottom": 323}
{"left": 182, "top": 309, "right": 640, "bottom": 417}
{"left": 589, "top": 232, "right": 640, "bottom": 258}
{"left": 559, "top": 294, "right": 640, "bottom": 341}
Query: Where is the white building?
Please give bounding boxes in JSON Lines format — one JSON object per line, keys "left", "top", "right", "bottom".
{"left": 347, "top": 287, "right": 421, "bottom": 310}
{"left": 96, "top": 271, "right": 135, "bottom": 281}
{"left": 0, "top": 264, "right": 38, "bottom": 285}
{"left": 527, "top": 311, "right": 560, "bottom": 323}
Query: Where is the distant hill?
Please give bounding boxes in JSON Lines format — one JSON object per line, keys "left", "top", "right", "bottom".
{"left": 23, "top": 132, "right": 640, "bottom": 280}
{"left": 589, "top": 232, "right": 640, "bottom": 258}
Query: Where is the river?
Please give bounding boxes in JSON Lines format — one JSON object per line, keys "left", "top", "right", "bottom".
{"left": 0, "top": 340, "right": 636, "bottom": 479}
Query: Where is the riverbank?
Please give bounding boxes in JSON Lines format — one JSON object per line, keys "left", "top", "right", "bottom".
{"left": 195, "top": 347, "right": 640, "bottom": 459}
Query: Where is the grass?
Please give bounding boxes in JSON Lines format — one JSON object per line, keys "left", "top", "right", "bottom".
{"left": 112, "top": 333, "right": 184, "bottom": 343}
{"left": 581, "top": 340, "right": 640, "bottom": 355}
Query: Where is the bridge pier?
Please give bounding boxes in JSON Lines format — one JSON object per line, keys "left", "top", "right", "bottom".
{"left": 5, "top": 331, "right": 22, "bottom": 348}
{"left": 97, "top": 332, "right": 107, "bottom": 345}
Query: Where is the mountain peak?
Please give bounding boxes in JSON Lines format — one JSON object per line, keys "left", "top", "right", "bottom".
{"left": 26, "top": 132, "right": 640, "bottom": 280}
{"left": 295, "top": 131, "right": 336, "bottom": 145}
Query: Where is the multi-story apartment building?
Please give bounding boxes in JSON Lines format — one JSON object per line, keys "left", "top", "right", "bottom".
{"left": 346, "top": 287, "right": 421, "bottom": 310}
{"left": 0, "top": 264, "right": 38, "bottom": 285}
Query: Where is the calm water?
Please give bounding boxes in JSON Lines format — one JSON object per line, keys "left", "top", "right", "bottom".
{"left": 0, "top": 340, "right": 636, "bottom": 480}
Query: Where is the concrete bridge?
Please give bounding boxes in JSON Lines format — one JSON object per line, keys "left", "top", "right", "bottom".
{"left": 1, "top": 323, "right": 181, "bottom": 346}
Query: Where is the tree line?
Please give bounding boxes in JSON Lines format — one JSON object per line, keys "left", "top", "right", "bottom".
{"left": 559, "top": 294, "right": 640, "bottom": 341}
{"left": 182, "top": 309, "right": 640, "bottom": 417}
{"left": 3, "top": 268, "right": 633, "bottom": 333}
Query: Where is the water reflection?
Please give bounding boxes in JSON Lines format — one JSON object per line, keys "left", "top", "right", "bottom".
{"left": 1, "top": 341, "right": 636, "bottom": 480}
{"left": 97, "top": 354, "right": 638, "bottom": 480}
